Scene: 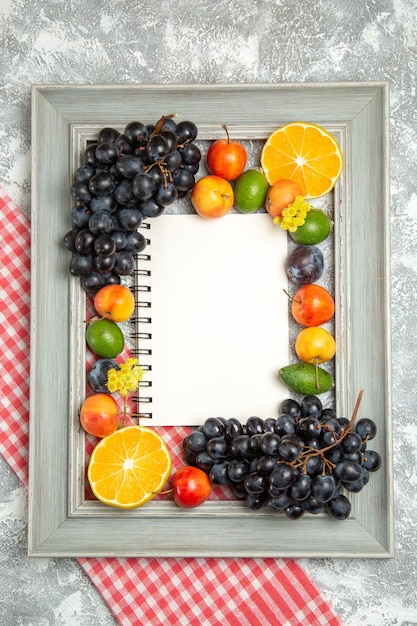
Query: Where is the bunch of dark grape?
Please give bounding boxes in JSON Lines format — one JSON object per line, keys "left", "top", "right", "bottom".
{"left": 63, "top": 114, "right": 201, "bottom": 294}
{"left": 182, "top": 391, "right": 381, "bottom": 520}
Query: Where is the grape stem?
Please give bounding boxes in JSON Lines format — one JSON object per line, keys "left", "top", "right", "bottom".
{"left": 294, "top": 389, "right": 364, "bottom": 475}
{"left": 151, "top": 113, "right": 178, "bottom": 136}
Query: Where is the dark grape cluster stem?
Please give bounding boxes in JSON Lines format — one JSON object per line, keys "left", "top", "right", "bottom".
{"left": 181, "top": 391, "right": 382, "bottom": 521}
{"left": 295, "top": 389, "right": 364, "bottom": 475}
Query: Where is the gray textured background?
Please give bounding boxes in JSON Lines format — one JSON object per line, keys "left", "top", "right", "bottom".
{"left": 1, "top": 0, "right": 417, "bottom": 624}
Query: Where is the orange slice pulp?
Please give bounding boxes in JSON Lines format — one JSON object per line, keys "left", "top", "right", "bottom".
{"left": 87, "top": 425, "right": 172, "bottom": 509}
{"left": 260, "top": 122, "right": 344, "bottom": 199}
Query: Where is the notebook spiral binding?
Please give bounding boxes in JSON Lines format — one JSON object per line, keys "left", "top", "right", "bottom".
{"left": 130, "top": 223, "right": 153, "bottom": 420}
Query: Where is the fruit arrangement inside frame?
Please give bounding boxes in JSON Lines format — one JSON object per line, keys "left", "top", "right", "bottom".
{"left": 63, "top": 115, "right": 382, "bottom": 518}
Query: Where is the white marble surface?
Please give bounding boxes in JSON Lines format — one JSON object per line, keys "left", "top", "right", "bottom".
{"left": 1, "top": 0, "right": 417, "bottom": 624}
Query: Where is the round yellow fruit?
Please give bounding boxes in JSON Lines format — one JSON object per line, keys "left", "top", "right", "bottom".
{"left": 295, "top": 326, "right": 336, "bottom": 364}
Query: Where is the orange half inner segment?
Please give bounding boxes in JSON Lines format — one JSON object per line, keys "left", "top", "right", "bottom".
{"left": 88, "top": 425, "right": 172, "bottom": 509}
{"left": 261, "top": 122, "right": 344, "bottom": 199}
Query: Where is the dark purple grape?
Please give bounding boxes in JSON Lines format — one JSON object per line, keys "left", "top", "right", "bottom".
{"left": 105, "top": 273, "right": 121, "bottom": 286}
{"left": 334, "top": 461, "right": 362, "bottom": 483}
{"left": 209, "top": 461, "right": 231, "bottom": 486}
{"left": 140, "top": 199, "right": 165, "bottom": 218}
{"left": 342, "top": 432, "right": 363, "bottom": 453}
{"left": 304, "top": 495, "right": 324, "bottom": 515}
{"left": 225, "top": 418, "right": 244, "bottom": 440}
{"left": 147, "top": 134, "right": 170, "bottom": 161}
{"left": 88, "top": 358, "right": 119, "bottom": 393}
{"left": 95, "top": 255, "right": 116, "bottom": 273}
{"left": 362, "top": 450, "right": 382, "bottom": 471}
{"left": 115, "top": 155, "right": 144, "bottom": 179}
{"left": 132, "top": 173, "right": 157, "bottom": 200}
{"left": 327, "top": 494, "right": 351, "bottom": 520}
{"left": 161, "top": 130, "right": 178, "bottom": 154}
{"left": 95, "top": 142, "right": 119, "bottom": 165}
{"left": 262, "top": 417, "right": 276, "bottom": 433}
{"left": 160, "top": 118, "right": 177, "bottom": 133}
{"left": 355, "top": 418, "right": 377, "bottom": 441}
{"left": 249, "top": 433, "right": 262, "bottom": 455}
{"left": 75, "top": 229, "right": 96, "bottom": 254}
{"left": 343, "top": 450, "right": 363, "bottom": 464}
{"left": 260, "top": 432, "right": 281, "bottom": 456}
{"left": 145, "top": 165, "right": 165, "bottom": 187}
{"left": 285, "top": 504, "right": 305, "bottom": 520}
{"left": 256, "top": 456, "right": 277, "bottom": 476}
{"left": 164, "top": 150, "right": 182, "bottom": 171}
{"left": 229, "top": 435, "right": 251, "bottom": 459}
{"left": 321, "top": 408, "right": 337, "bottom": 420}
{"left": 124, "top": 121, "right": 149, "bottom": 146}
{"left": 280, "top": 398, "right": 301, "bottom": 419}
{"left": 269, "top": 464, "right": 294, "bottom": 491}
{"left": 278, "top": 437, "right": 302, "bottom": 462}
{"left": 301, "top": 395, "right": 323, "bottom": 418}
{"left": 75, "top": 165, "right": 95, "bottom": 182}
{"left": 181, "top": 162, "right": 200, "bottom": 175}
{"left": 124, "top": 231, "right": 147, "bottom": 254}
{"left": 70, "top": 205, "right": 91, "bottom": 229}
{"left": 227, "top": 459, "right": 250, "bottom": 483}
{"left": 88, "top": 172, "right": 116, "bottom": 196}
{"left": 246, "top": 493, "right": 266, "bottom": 510}
{"left": 275, "top": 413, "right": 296, "bottom": 436}
{"left": 88, "top": 211, "right": 114, "bottom": 235}
{"left": 110, "top": 231, "right": 127, "bottom": 251}
{"left": 244, "top": 472, "right": 267, "bottom": 496}
{"left": 98, "top": 127, "right": 120, "bottom": 144}
{"left": 312, "top": 474, "right": 337, "bottom": 503}
{"left": 290, "top": 474, "right": 312, "bottom": 501}
{"left": 195, "top": 450, "right": 217, "bottom": 472}
{"left": 63, "top": 229, "right": 79, "bottom": 252}
{"left": 69, "top": 253, "right": 94, "bottom": 277}
{"left": 153, "top": 182, "right": 178, "bottom": 207}
{"left": 179, "top": 142, "right": 201, "bottom": 165}
{"left": 232, "top": 481, "right": 247, "bottom": 499}
{"left": 114, "top": 251, "right": 135, "bottom": 275}
{"left": 286, "top": 245, "right": 324, "bottom": 285}
{"left": 114, "top": 179, "right": 135, "bottom": 206}
{"left": 172, "top": 167, "right": 195, "bottom": 192}
{"left": 114, "top": 134, "right": 135, "bottom": 155}
{"left": 71, "top": 181, "right": 92, "bottom": 203}
{"left": 326, "top": 445, "right": 344, "bottom": 465}
{"left": 201, "top": 417, "right": 225, "bottom": 439}
{"left": 94, "top": 234, "right": 116, "bottom": 257}
{"left": 84, "top": 143, "right": 99, "bottom": 167}
{"left": 183, "top": 430, "right": 207, "bottom": 453}
{"left": 321, "top": 430, "right": 338, "bottom": 447}
{"left": 304, "top": 454, "right": 323, "bottom": 476}
{"left": 81, "top": 271, "right": 106, "bottom": 294}
{"left": 246, "top": 416, "right": 264, "bottom": 436}
{"left": 118, "top": 208, "right": 143, "bottom": 231}
{"left": 297, "top": 417, "right": 320, "bottom": 440}
{"left": 206, "top": 437, "right": 228, "bottom": 459}
{"left": 176, "top": 120, "right": 198, "bottom": 143}
{"left": 266, "top": 491, "right": 293, "bottom": 511}
{"left": 320, "top": 417, "right": 342, "bottom": 437}
{"left": 90, "top": 194, "right": 117, "bottom": 213}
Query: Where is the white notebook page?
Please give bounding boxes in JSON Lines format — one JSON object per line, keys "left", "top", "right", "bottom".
{"left": 137, "top": 212, "right": 289, "bottom": 425}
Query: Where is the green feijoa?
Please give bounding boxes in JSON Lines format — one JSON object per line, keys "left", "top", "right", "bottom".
{"left": 279, "top": 363, "right": 334, "bottom": 395}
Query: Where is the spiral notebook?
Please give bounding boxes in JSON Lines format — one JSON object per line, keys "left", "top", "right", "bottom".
{"left": 134, "top": 212, "right": 289, "bottom": 426}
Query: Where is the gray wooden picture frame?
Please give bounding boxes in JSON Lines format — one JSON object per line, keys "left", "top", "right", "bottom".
{"left": 28, "top": 82, "right": 393, "bottom": 558}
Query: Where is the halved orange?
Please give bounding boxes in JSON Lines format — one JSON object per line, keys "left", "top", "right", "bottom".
{"left": 87, "top": 425, "right": 172, "bottom": 509}
{"left": 260, "top": 122, "right": 344, "bottom": 199}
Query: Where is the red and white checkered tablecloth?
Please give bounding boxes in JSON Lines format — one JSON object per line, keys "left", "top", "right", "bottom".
{"left": 0, "top": 185, "right": 341, "bottom": 626}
